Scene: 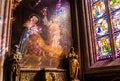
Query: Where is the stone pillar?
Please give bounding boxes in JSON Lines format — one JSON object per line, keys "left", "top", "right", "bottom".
{"left": 0, "top": 0, "right": 6, "bottom": 81}
{"left": 0, "top": 0, "right": 12, "bottom": 81}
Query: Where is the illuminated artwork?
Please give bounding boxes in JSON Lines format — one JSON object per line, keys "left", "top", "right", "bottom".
{"left": 109, "top": 0, "right": 120, "bottom": 12}
{"left": 92, "top": 0, "right": 106, "bottom": 19}
{"left": 96, "top": 36, "right": 112, "bottom": 60}
{"left": 12, "top": 0, "right": 72, "bottom": 69}
{"left": 114, "top": 32, "right": 120, "bottom": 57}
{"left": 91, "top": 0, "right": 113, "bottom": 60}
{"left": 110, "top": 6, "right": 120, "bottom": 57}
{"left": 94, "top": 18, "right": 108, "bottom": 37}
{"left": 111, "top": 10, "right": 120, "bottom": 32}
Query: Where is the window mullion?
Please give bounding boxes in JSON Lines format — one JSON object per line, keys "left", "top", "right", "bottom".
{"left": 105, "top": 0, "right": 116, "bottom": 60}
{"left": 89, "top": 0, "right": 98, "bottom": 64}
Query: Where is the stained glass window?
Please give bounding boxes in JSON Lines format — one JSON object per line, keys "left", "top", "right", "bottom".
{"left": 111, "top": 10, "right": 120, "bottom": 32}
{"left": 92, "top": 0, "right": 106, "bottom": 20}
{"left": 90, "top": 0, "right": 120, "bottom": 60}
{"left": 114, "top": 32, "right": 120, "bottom": 57}
{"left": 96, "top": 36, "right": 112, "bottom": 60}
{"left": 94, "top": 18, "right": 109, "bottom": 38}
{"left": 108, "top": 0, "right": 120, "bottom": 12}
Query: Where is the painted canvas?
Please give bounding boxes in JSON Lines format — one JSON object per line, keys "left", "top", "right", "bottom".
{"left": 11, "top": 0, "right": 72, "bottom": 69}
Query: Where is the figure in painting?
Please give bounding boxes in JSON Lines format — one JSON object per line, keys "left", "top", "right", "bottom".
{"left": 68, "top": 47, "right": 80, "bottom": 81}
{"left": 19, "top": 14, "right": 63, "bottom": 68}
{"left": 19, "top": 14, "right": 41, "bottom": 56}
{"left": 14, "top": 0, "right": 72, "bottom": 68}
{"left": 42, "top": 8, "right": 62, "bottom": 51}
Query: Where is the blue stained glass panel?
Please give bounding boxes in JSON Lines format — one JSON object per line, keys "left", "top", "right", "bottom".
{"left": 94, "top": 17, "right": 109, "bottom": 38}
{"left": 96, "top": 36, "right": 112, "bottom": 60}
{"left": 111, "top": 10, "right": 120, "bottom": 32}
{"left": 114, "top": 32, "right": 120, "bottom": 57}
{"left": 108, "top": 0, "right": 120, "bottom": 12}
{"left": 92, "top": 0, "right": 106, "bottom": 20}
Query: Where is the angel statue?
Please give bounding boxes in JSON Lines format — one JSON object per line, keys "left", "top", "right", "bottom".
{"left": 68, "top": 47, "right": 80, "bottom": 81}
{"left": 10, "top": 45, "right": 22, "bottom": 81}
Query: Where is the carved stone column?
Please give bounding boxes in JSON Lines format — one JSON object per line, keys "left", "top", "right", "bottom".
{"left": 0, "top": 0, "right": 6, "bottom": 81}
{"left": 0, "top": 0, "right": 13, "bottom": 81}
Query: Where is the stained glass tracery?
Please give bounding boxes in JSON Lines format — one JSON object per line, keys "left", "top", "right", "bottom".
{"left": 111, "top": 10, "right": 120, "bottom": 32}
{"left": 96, "top": 36, "right": 112, "bottom": 60}
{"left": 90, "top": 0, "right": 120, "bottom": 60}
{"left": 114, "top": 32, "right": 120, "bottom": 57}
{"left": 109, "top": 0, "right": 120, "bottom": 12}
{"left": 94, "top": 18, "right": 109, "bottom": 37}
{"left": 92, "top": 0, "right": 106, "bottom": 20}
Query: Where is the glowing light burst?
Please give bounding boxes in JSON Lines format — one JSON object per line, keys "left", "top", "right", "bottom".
{"left": 55, "top": 2, "right": 71, "bottom": 23}
{"left": 54, "top": 1, "right": 71, "bottom": 51}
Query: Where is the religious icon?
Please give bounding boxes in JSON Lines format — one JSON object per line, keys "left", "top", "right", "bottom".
{"left": 19, "top": 14, "right": 63, "bottom": 68}
{"left": 11, "top": 0, "right": 72, "bottom": 69}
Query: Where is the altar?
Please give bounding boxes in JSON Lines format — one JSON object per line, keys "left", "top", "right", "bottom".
{"left": 20, "top": 68, "right": 68, "bottom": 81}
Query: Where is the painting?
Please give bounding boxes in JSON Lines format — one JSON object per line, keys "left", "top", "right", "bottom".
{"left": 11, "top": 0, "right": 72, "bottom": 69}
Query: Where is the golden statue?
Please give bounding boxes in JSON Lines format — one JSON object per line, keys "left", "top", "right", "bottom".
{"left": 46, "top": 72, "right": 56, "bottom": 81}
{"left": 68, "top": 47, "right": 80, "bottom": 81}
{"left": 10, "top": 45, "right": 22, "bottom": 81}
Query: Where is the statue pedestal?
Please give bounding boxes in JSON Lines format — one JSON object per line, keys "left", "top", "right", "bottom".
{"left": 20, "top": 68, "right": 68, "bottom": 81}
{"left": 43, "top": 68, "right": 68, "bottom": 81}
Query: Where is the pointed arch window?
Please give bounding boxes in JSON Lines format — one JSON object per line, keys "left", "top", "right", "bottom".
{"left": 90, "top": 0, "right": 120, "bottom": 61}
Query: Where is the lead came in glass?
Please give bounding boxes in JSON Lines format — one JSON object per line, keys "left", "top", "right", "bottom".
{"left": 111, "top": 10, "right": 120, "bottom": 32}
{"left": 92, "top": 0, "right": 106, "bottom": 19}
{"left": 96, "top": 36, "right": 112, "bottom": 60}
{"left": 114, "top": 32, "right": 120, "bottom": 57}
{"left": 109, "top": 0, "right": 120, "bottom": 12}
{"left": 94, "top": 18, "right": 109, "bottom": 38}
